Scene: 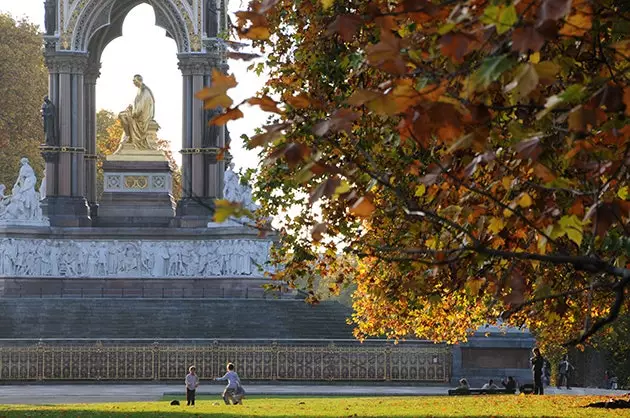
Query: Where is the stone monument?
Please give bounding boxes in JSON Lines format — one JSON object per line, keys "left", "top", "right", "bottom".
{"left": 97, "top": 75, "right": 175, "bottom": 227}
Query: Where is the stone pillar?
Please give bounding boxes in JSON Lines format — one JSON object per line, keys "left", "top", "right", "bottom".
{"left": 84, "top": 63, "right": 100, "bottom": 218}
{"left": 41, "top": 52, "right": 91, "bottom": 226}
{"left": 176, "top": 50, "right": 228, "bottom": 227}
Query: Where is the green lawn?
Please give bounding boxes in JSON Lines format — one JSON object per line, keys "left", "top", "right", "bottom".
{"left": 0, "top": 396, "right": 628, "bottom": 417}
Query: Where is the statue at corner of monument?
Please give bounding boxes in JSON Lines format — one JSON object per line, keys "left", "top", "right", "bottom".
{"left": 42, "top": 96, "right": 58, "bottom": 146}
{"left": 0, "top": 158, "right": 47, "bottom": 223}
{"left": 115, "top": 74, "right": 158, "bottom": 154}
{"left": 44, "top": 0, "right": 57, "bottom": 36}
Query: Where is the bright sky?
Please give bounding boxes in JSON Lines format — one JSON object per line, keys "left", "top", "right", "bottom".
{"left": 0, "top": 0, "right": 267, "bottom": 170}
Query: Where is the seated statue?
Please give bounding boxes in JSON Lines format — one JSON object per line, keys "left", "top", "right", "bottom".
{"left": 0, "top": 158, "right": 43, "bottom": 221}
{"left": 116, "top": 74, "right": 158, "bottom": 152}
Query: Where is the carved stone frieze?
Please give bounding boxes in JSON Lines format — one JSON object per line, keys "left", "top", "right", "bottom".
{"left": 104, "top": 173, "right": 171, "bottom": 193}
{"left": 0, "top": 238, "right": 273, "bottom": 278}
{"left": 178, "top": 53, "right": 219, "bottom": 75}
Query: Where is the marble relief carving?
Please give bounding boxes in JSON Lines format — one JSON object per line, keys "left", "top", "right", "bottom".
{"left": 0, "top": 238, "right": 273, "bottom": 278}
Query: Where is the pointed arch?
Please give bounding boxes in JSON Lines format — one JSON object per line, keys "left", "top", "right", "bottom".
{"left": 70, "top": 0, "right": 192, "bottom": 53}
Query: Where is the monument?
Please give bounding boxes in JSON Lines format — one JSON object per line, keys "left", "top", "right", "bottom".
{"left": 0, "top": 0, "right": 533, "bottom": 385}
{"left": 97, "top": 74, "right": 175, "bottom": 227}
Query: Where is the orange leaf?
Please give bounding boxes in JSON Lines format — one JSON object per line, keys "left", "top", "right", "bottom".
{"left": 311, "top": 223, "right": 328, "bottom": 242}
{"left": 365, "top": 31, "right": 407, "bottom": 75}
{"left": 248, "top": 123, "right": 289, "bottom": 148}
{"left": 559, "top": 4, "right": 592, "bottom": 37}
{"left": 512, "top": 26, "right": 545, "bottom": 53}
{"left": 350, "top": 196, "right": 376, "bottom": 217}
{"left": 439, "top": 32, "right": 475, "bottom": 64}
{"left": 285, "top": 93, "right": 322, "bottom": 109}
{"left": 248, "top": 96, "right": 283, "bottom": 113}
{"left": 210, "top": 107, "right": 244, "bottom": 125}
{"left": 326, "top": 15, "right": 362, "bottom": 42}
{"left": 346, "top": 89, "right": 383, "bottom": 107}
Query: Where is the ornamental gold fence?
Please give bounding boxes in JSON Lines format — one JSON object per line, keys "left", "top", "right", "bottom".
{"left": 0, "top": 340, "right": 450, "bottom": 382}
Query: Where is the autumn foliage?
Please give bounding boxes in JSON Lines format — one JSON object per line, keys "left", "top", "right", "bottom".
{"left": 200, "top": 0, "right": 630, "bottom": 346}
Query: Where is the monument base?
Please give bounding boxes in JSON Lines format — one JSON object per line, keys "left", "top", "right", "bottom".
{"left": 97, "top": 160, "right": 175, "bottom": 227}
{"left": 174, "top": 197, "right": 215, "bottom": 228}
{"left": 42, "top": 196, "right": 91, "bottom": 227}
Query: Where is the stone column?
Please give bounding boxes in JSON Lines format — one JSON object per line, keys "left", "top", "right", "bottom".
{"left": 84, "top": 63, "right": 101, "bottom": 218}
{"left": 176, "top": 50, "right": 228, "bottom": 227}
{"left": 42, "top": 52, "right": 91, "bottom": 226}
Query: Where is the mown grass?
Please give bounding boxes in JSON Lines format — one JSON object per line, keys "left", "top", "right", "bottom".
{"left": 1, "top": 395, "right": 629, "bottom": 417}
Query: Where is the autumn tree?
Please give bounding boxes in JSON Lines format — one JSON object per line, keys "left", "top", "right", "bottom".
{"left": 0, "top": 13, "right": 46, "bottom": 188}
{"left": 200, "top": 0, "right": 630, "bottom": 346}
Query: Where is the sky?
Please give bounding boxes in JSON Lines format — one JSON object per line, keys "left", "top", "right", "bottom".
{"left": 0, "top": 0, "right": 268, "bottom": 170}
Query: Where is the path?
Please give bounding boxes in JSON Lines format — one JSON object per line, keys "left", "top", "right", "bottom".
{"left": 0, "top": 384, "right": 626, "bottom": 405}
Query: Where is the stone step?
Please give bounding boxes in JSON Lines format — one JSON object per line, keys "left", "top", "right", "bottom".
{"left": 0, "top": 298, "right": 354, "bottom": 340}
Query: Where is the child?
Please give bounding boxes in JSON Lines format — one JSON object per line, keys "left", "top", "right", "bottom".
{"left": 185, "top": 365, "right": 199, "bottom": 406}
{"left": 215, "top": 362, "right": 243, "bottom": 405}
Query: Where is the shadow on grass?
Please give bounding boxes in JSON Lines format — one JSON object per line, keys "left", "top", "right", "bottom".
{"left": 0, "top": 411, "right": 588, "bottom": 418}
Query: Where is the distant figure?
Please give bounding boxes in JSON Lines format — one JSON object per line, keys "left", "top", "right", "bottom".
{"left": 455, "top": 377, "right": 470, "bottom": 392}
{"left": 482, "top": 379, "right": 499, "bottom": 390}
{"left": 42, "top": 96, "right": 58, "bottom": 146}
{"left": 605, "top": 370, "right": 618, "bottom": 390}
{"left": 215, "top": 362, "right": 243, "bottom": 405}
{"left": 557, "top": 355, "right": 574, "bottom": 389}
{"left": 530, "top": 347, "right": 546, "bottom": 395}
{"left": 44, "top": 0, "right": 57, "bottom": 35}
{"left": 185, "top": 365, "right": 199, "bottom": 406}
{"left": 502, "top": 376, "right": 517, "bottom": 392}
{"left": 543, "top": 358, "right": 551, "bottom": 386}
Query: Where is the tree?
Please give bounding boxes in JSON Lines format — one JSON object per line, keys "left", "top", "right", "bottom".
{"left": 199, "top": 0, "right": 630, "bottom": 346}
{"left": 0, "top": 13, "right": 47, "bottom": 188}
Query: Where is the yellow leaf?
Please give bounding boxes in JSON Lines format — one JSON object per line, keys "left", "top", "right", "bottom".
{"left": 488, "top": 217, "right": 505, "bottom": 234}
{"left": 415, "top": 184, "right": 426, "bottom": 197}
{"left": 618, "top": 186, "right": 629, "bottom": 200}
{"left": 529, "top": 52, "right": 540, "bottom": 64}
{"left": 320, "top": 0, "right": 334, "bottom": 9}
{"left": 350, "top": 197, "right": 376, "bottom": 217}
{"left": 517, "top": 192, "right": 533, "bottom": 208}
{"left": 334, "top": 180, "right": 351, "bottom": 196}
{"left": 502, "top": 176, "right": 514, "bottom": 190}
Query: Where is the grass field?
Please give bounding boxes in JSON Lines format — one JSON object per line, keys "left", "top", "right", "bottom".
{"left": 0, "top": 395, "right": 629, "bottom": 417}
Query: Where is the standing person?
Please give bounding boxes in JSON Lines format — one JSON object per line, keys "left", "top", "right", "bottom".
{"left": 530, "top": 347, "right": 546, "bottom": 395}
{"left": 185, "top": 366, "right": 199, "bottom": 406}
{"left": 557, "top": 355, "right": 574, "bottom": 389}
{"left": 215, "top": 362, "right": 242, "bottom": 405}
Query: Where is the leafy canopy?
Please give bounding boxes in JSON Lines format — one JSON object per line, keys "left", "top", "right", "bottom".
{"left": 201, "top": 0, "right": 630, "bottom": 346}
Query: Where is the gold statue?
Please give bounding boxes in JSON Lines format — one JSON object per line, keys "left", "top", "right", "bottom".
{"left": 116, "top": 74, "right": 157, "bottom": 152}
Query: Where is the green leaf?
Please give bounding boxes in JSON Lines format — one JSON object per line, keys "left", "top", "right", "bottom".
{"left": 617, "top": 185, "right": 629, "bottom": 200}
{"left": 471, "top": 54, "right": 515, "bottom": 91}
{"left": 505, "top": 63, "right": 539, "bottom": 99}
{"left": 559, "top": 84, "right": 587, "bottom": 103}
{"left": 497, "top": 5, "right": 518, "bottom": 34}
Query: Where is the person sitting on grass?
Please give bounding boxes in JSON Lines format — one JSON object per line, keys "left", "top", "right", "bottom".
{"left": 502, "top": 376, "right": 517, "bottom": 392}
{"left": 482, "top": 379, "right": 499, "bottom": 390}
{"left": 215, "top": 362, "right": 243, "bottom": 405}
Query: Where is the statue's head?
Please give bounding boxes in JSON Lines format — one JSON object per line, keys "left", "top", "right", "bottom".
{"left": 20, "top": 157, "right": 29, "bottom": 165}
{"left": 133, "top": 74, "right": 143, "bottom": 88}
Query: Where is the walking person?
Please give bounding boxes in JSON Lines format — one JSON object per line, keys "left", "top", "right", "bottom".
{"left": 215, "top": 362, "right": 243, "bottom": 405}
{"left": 557, "top": 355, "right": 574, "bottom": 389}
{"left": 185, "top": 365, "right": 199, "bottom": 406}
{"left": 530, "top": 347, "right": 546, "bottom": 395}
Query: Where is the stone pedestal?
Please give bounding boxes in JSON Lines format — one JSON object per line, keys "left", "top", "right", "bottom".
{"left": 96, "top": 161, "right": 175, "bottom": 227}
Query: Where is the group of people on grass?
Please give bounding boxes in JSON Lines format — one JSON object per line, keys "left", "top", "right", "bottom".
{"left": 455, "top": 348, "right": 576, "bottom": 395}
{"left": 184, "top": 362, "right": 245, "bottom": 406}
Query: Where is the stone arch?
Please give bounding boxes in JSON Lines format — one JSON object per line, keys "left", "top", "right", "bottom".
{"left": 71, "top": 0, "right": 192, "bottom": 53}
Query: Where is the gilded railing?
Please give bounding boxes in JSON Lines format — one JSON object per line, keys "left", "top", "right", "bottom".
{"left": 0, "top": 340, "right": 450, "bottom": 382}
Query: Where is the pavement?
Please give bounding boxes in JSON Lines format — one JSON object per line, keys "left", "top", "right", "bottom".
{"left": 0, "top": 383, "right": 626, "bottom": 405}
